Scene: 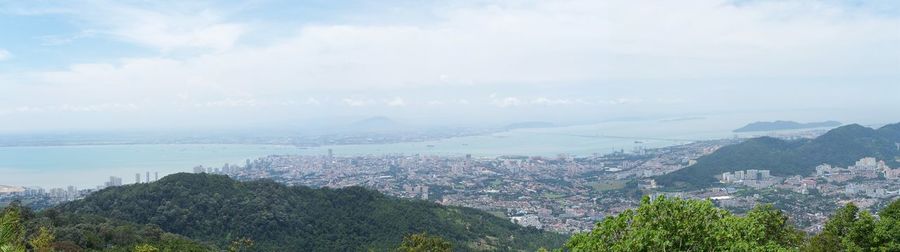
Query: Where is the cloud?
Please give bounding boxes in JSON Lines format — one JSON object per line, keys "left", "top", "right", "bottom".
{"left": 194, "top": 98, "right": 257, "bottom": 108}
{"left": 2, "top": 0, "right": 899, "bottom": 130}
{"left": 305, "top": 97, "right": 322, "bottom": 105}
{"left": 342, "top": 98, "right": 375, "bottom": 107}
{"left": 492, "top": 97, "right": 524, "bottom": 108}
{"left": 386, "top": 98, "right": 406, "bottom": 107}
{"left": 4, "top": 103, "right": 139, "bottom": 113}
{"left": 9, "top": 1, "right": 247, "bottom": 51}
{"left": 0, "top": 49, "right": 10, "bottom": 61}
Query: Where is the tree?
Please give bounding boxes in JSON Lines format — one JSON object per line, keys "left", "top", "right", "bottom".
{"left": 228, "top": 238, "right": 254, "bottom": 252}
{"left": 805, "top": 200, "right": 900, "bottom": 251}
{"left": 134, "top": 244, "right": 159, "bottom": 252}
{"left": 566, "top": 196, "right": 802, "bottom": 251}
{"left": 29, "top": 226, "right": 55, "bottom": 252}
{"left": 397, "top": 233, "right": 452, "bottom": 252}
{"left": 0, "top": 206, "right": 26, "bottom": 252}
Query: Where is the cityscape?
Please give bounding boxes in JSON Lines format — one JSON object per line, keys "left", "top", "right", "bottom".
{"left": 5, "top": 128, "right": 898, "bottom": 236}
{"left": 2, "top": 0, "right": 900, "bottom": 250}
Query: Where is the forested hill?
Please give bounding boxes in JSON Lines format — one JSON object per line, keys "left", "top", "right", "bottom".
{"left": 657, "top": 123, "right": 900, "bottom": 189}
{"left": 57, "top": 173, "right": 566, "bottom": 251}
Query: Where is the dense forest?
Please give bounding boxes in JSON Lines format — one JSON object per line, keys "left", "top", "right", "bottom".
{"left": 44, "top": 173, "right": 565, "bottom": 251}
{"left": 658, "top": 123, "right": 900, "bottom": 188}
{"left": 567, "top": 196, "right": 900, "bottom": 251}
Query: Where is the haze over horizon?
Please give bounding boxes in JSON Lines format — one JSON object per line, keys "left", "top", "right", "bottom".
{"left": 1, "top": 0, "right": 899, "bottom": 132}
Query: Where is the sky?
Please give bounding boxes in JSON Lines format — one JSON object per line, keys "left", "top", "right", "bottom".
{"left": 1, "top": 0, "right": 899, "bottom": 132}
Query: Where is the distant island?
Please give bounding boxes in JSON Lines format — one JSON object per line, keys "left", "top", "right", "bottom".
{"left": 733, "top": 120, "right": 841, "bottom": 132}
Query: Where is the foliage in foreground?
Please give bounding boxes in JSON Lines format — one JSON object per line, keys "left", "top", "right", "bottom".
{"left": 1, "top": 201, "right": 212, "bottom": 252}
{"left": 396, "top": 232, "right": 452, "bottom": 252}
{"left": 804, "top": 200, "right": 900, "bottom": 251}
{"left": 566, "top": 196, "right": 900, "bottom": 251}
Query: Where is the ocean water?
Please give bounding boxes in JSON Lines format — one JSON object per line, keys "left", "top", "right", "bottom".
{"left": 0, "top": 144, "right": 308, "bottom": 188}
{"left": 0, "top": 115, "right": 838, "bottom": 188}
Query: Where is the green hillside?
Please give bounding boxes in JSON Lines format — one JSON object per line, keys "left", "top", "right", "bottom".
{"left": 657, "top": 123, "right": 900, "bottom": 189}
{"left": 57, "top": 173, "right": 566, "bottom": 251}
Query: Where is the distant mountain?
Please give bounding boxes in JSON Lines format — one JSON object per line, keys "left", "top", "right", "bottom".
{"left": 504, "top": 121, "right": 556, "bottom": 130}
{"left": 58, "top": 173, "right": 566, "bottom": 251}
{"left": 733, "top": 120, "right": 842, "bottom": 132}
{"left": 657, "top": 123, "right": 900, "bottom": 189}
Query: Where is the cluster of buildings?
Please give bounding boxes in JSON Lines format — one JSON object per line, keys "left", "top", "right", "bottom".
{"left": 205, "top": 140, "right": 731, "bottom": 234}
{"left": 2, "top": 171, "right": 164, "bottom": 209}
{"left": 815, "top": 157, "right": 900, "bottom": 181}
{"left": 721, "top": 169, "right": 778, "bottom": 188}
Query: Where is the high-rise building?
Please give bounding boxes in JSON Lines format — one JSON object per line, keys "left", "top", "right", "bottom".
{"left": 106, "top": 176, "right": 123, "bottom": 187}
{"left": 146, "top": 172, "right": 150, "bottom": 183}
{"left": 135, "top": 173, "right": 141, "bottom": 184}
{"left": 155, "top": 172, "right": 159, "bottom": 181}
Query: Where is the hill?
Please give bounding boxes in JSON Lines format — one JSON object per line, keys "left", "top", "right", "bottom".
{"left": 657, "top": 123, "right": 900, "bottom": 188}
{"left": 733, "top": 120, "right": 841, "bottom": 132}
{"left": 57, "top": 173, "right": 566, "bottom": 251}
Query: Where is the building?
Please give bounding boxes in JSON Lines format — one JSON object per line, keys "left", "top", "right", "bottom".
{"left": 105, "top": 176, "right": 123, "bottom": 187}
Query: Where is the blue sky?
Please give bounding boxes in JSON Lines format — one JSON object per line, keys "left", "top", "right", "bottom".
{"left": 1, "top": 0, "right": 899, "bottom": 132}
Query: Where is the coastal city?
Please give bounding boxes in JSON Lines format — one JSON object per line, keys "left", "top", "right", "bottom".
{"left": 3, "top": 129, "right": 899, "bottom": 235}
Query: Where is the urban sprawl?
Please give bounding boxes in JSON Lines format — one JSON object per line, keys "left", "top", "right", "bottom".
{"left": 3, "top": 133, "right": 900, "bottom": 234}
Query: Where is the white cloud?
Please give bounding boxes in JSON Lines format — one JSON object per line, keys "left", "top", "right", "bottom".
{"left": 194, "top": 99, "right": 257, "bottom": 108}
{"left": 386, "top": 97, "right": 407, "bottom": 107}
{"left": 305, "top": 97, "right": 322, "bottom": 105}
{"left": 492, "top": 97, "right": 523, "bottom": 108}
{"left": 2, "top": 0, "right": 900, "bottom": 130}
{"left": 13, "top": 2, "right": 247, "bottom": 51}
{"left": 342, "top": 98, "right": 374, "bottom": 107}
{"left": 0, "top": 49, "right": 10, "bottom": 61}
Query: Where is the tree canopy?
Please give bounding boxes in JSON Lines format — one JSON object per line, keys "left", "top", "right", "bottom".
{"left": 567, "top": 196, "right": 900, "bottom": 252}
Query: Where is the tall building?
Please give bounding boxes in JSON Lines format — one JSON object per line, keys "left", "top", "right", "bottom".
{"left": 155, "top": 172, "right": 159, "bottom": 181}
{"left": 146, "top": 172, "right": 150, "bottom": 183}
{"left": 135, "top": 173, "right": 141, "bottom": 184}
{"left": 106, "top": 176, "right": 123, "bottom": 187}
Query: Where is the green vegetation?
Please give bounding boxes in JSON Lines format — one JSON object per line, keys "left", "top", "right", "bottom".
{"left": 0, "top": 201, "right": 210, "bottom": 251}
{"left": 57, "top": 173, "right": 566, "bottom": 251}
{"left": 586, "top": 180, "right": 626, "bottom": 192}
{"left": 566, "top": 196, "right": 900, "bottom": 251}
{"left": 1, "top": 205, "right": 26, "bottom": 252}
{"left": 566, "top": 196, "right": 804, "bottom": 251}
{"left": 397, "top": 233, "right": 452, "bottom": 252}
{"left": 804, "top": 200, "right": 900, "bottom": 251}
{"left": 658, "top": 123, "right": 900, "bottom": 188}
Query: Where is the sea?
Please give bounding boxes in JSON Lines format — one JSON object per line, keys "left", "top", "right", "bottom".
{"left": 0, "top": 115, "right": 855, "bottom": 188}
